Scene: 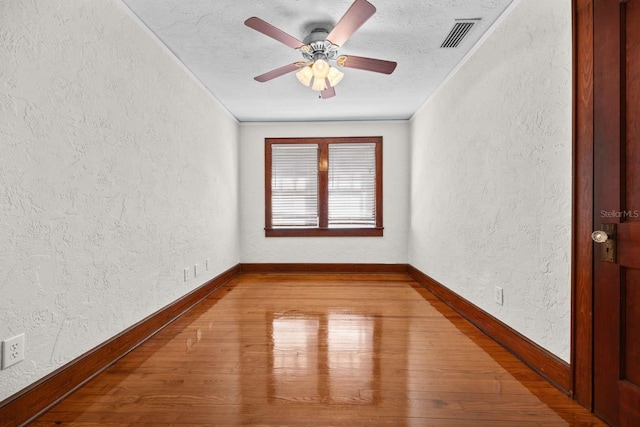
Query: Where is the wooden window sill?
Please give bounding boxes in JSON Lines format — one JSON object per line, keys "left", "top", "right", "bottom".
{"left": 265, "top": 227, "right": 384, "bottom": 237}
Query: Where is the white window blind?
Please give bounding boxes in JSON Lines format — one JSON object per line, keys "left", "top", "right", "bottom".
{"left": 328, "top": 143, "right": 376, "bottom": 228}
{"left": 271, "top": 144, "right": 318, "bottom": 227}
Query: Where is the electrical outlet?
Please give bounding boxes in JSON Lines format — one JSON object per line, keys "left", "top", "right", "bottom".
{"left": 194, "top": 263, "right": 200, "bottom": 277}
{"left": 494, "top": 286, "right": 504, "bottom": 305}
{"left": 205, "top": 258, "right": 210, "bottom": 271}
{"left": 2, "top": 333, "right": 25, "bottom": 370}
{"left": 184, "top": 268, "right": 190, "bottom": 282}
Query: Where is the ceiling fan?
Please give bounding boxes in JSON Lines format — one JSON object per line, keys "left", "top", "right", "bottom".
{"left": 244, "top": 0, "right": 397, "bottom": 99}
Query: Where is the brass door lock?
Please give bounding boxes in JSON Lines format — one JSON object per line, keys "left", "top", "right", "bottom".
{"left": 591, "top": 223, "right": 617, "bottom": 263}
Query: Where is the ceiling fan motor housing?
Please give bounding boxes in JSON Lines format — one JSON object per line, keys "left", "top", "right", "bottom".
{"left": 301, "top": 28, "right": 339, "bottom": 62}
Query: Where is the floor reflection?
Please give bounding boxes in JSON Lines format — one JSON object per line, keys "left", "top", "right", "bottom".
{"left": 267, "top": 312, "right": 381, "bottom": 405}
{"left": 327, "top": 313, "right": 378, "bottom": 404}
{"left": 269, "top": 314, "right": 320, "bottom": 401}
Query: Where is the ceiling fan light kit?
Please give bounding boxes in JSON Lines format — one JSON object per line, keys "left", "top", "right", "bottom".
{"left": 295, "top": 66, "right": 314, "bottom": 87}
{"left": 326, "top": 67, "right": 344, "bottom": 87}
{"left": 312, "top": 76, "right": 328, "bottom": 91}
{"left": 244, "top": 0, "right": 397, "bottom": 99}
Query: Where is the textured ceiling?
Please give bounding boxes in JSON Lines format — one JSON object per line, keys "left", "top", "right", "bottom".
{"left": 120, "top": 0, "right": 515, "bottom": 122}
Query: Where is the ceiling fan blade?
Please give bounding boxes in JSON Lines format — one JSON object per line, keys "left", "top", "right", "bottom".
{"left": 326, "top": 0, "right": 376, "bottom": 47}
{"left": 321, "top": 79, "right": 336, "bottom": 99}
{"left": 244, "top": 17, "right": 305, "bottom": 49}
{"left": 254, "top": 63, "right": 302, "bottom": 82}
{"left": 337, "top": 55, "right": 397, "bottom": 74}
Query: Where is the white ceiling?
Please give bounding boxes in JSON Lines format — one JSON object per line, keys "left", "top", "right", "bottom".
{"left": 120, "top": 0, "right": 515, "bottom": 122}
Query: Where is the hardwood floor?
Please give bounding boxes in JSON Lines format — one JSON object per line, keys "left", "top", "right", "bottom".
{"left": 31, "top": 273, "right": 606, "bottom": 426}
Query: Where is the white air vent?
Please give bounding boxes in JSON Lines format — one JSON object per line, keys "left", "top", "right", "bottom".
{"left": 440, "top": 19, "right": 480, "bottom": 48}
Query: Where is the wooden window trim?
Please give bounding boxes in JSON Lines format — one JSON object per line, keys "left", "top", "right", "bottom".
{"left": 265, "top": 136, "right": 383, "bottom": 237}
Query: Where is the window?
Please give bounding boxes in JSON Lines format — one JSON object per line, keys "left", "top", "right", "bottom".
{"left": 265, "top": 137, "right": 383, "bottom": 237}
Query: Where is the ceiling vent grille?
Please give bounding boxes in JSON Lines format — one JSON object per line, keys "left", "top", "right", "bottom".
{"left": 440, "top": 19, "right": 480, "bottom": 48}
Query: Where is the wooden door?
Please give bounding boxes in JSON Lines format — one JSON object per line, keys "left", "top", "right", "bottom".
{"left": 593, "top": 1, "right": 640, "bottom": 426}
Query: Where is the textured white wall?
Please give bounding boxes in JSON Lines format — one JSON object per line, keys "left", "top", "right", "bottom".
{"left": 0, "top": 0, "right": 239, "bottom": 400}
{"left": 408, "top": 0, "right": 572, "bottom": 361}
{"left": 240, "top": 121, "right": 410, "bottom": 263}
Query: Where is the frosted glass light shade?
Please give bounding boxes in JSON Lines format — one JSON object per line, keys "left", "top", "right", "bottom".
{"left": 312, "top": 59, "right": 330, "bottom": 79}
{"left": 327, "top": 67, "right": 344, "bottom": 87}
{"left": 311, "top": 77, "right": 327, "bottom": 92}
{"left": 296, "top": 66, "right": 313, "bottom": 87}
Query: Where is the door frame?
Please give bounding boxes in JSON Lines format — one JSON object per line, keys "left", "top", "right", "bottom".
{"left": 572, "top": 0, "right": 595, "bottom": 409}
{"left": 571, "top": 0, "right": 637, "bottom": 412}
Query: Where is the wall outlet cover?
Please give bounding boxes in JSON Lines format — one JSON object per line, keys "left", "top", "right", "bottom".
{"left": 494, "top": 286, "right": 504, "bottom": 305}
{"left": 2, "top": 333, "right": 25, "bottom": 370}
